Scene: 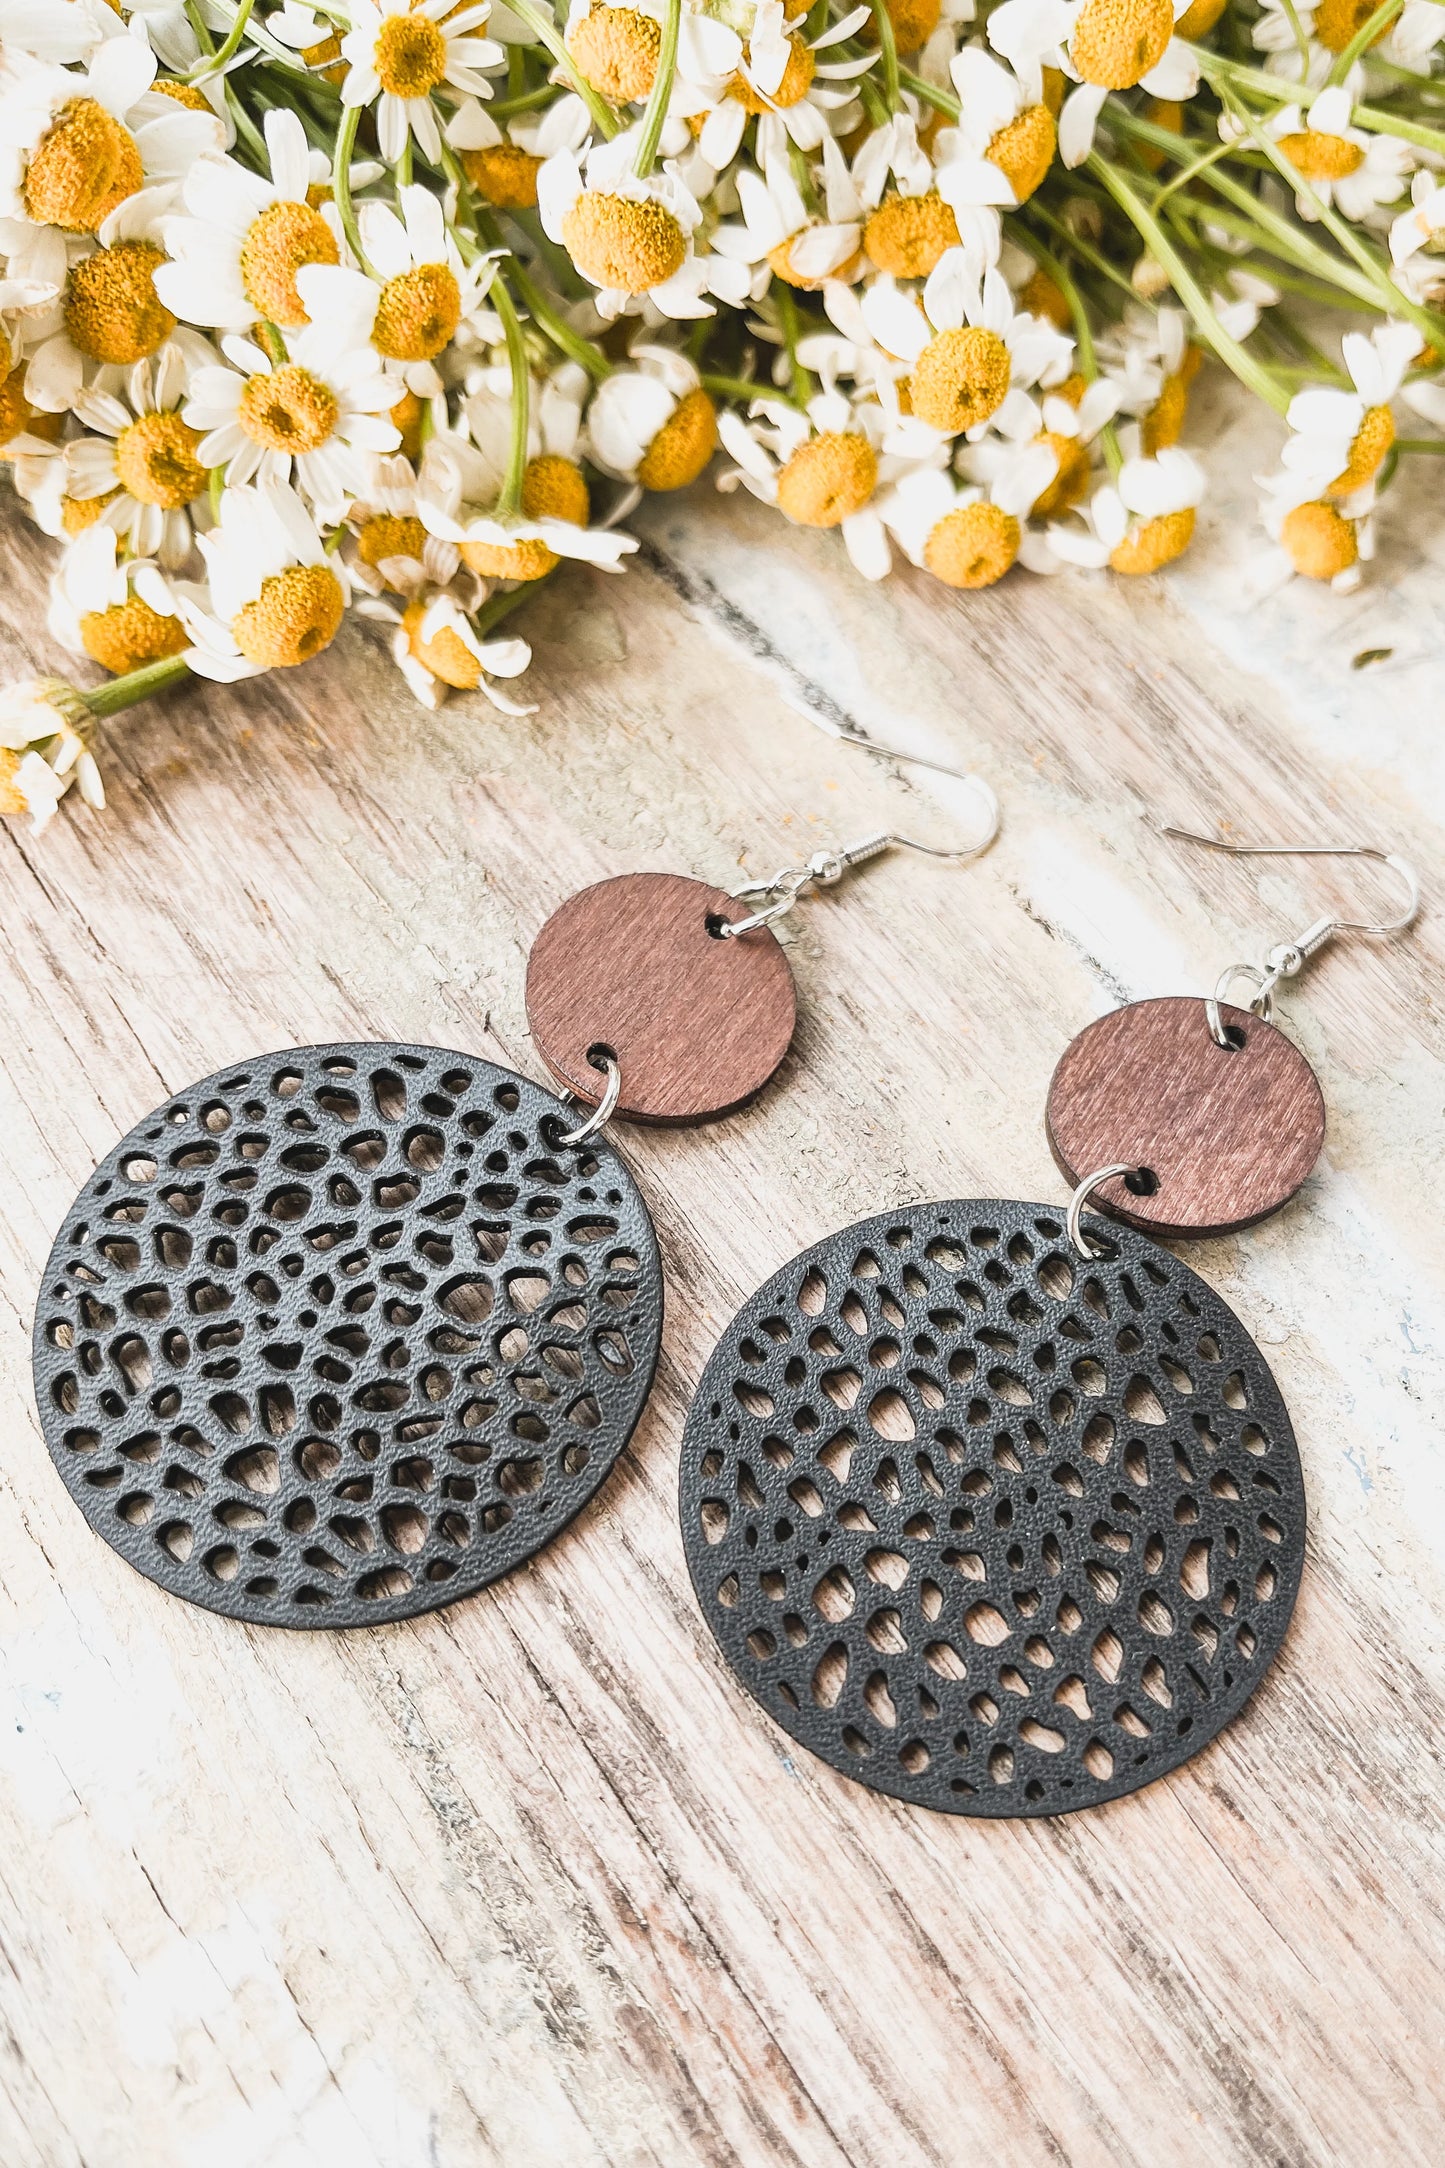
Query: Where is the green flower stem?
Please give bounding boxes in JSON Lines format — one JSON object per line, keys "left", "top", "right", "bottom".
{"left": 1394, "top": 437, "right": 1445, "bottom": 454}
{"left": 703, "top": 371, "right": 766, "bottom": 402}
{"left": 184, "top": 0, "right": 216, "bottom": 55}
{"left": 1351, "top": 101, "right": 1445, "bottom": 156}
{"left": 1087, "top": 153, "right": 1292, "bottom": 414}
{"left": 634, "top": 0, "right": 681, "bottom": 178}
{"left": 83, "top": 656, "right": 193, "bottom": 720}
{"left": 869, "top": 0, "right": 900, "bottom": 115}
{"left": 505, "top": 0, "right": 619, "bottom": 138}
{"left": 475, "top": 580, "right": 548, "bottom": 636}
{"left": 333, "top": 102, "right": 376, "bottom": 277}
{"left": 190, "top": 0, "right": 256, "bottom": 79}
{"left": 489, "top": 83, "right": 562, "bottom": 119}
{"left": 898, "top": 65, "right": 957, "bottom": 120}
{"left": 1024, "top": 199, "right": 1140, "bottom": 306}
{"left": 1329, "top": 0, "right": 1405, "bottom": 84}
{"left": 492, "top": 276, "right": 532, "bottom": 518}
{"left": 774, "top": 283, "right": 815, "bottom": 407}
{"left": 511, "top": 259, "right": 614, "bottom": 379}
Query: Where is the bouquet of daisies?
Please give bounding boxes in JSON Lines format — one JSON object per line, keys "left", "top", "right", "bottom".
{"left": 2, "top": 0, "right": 1443, "bottom": 825}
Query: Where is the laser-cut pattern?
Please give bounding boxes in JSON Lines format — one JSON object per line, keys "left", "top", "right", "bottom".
{"left": 34, "top": 1043, "right": 661, "bottom": 1627}
{"left": 680, "top": 1201, "right": 1303, "bottom": 1816}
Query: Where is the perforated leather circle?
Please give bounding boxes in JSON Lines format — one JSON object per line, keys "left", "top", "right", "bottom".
{"left": 34, "top": 1043, "right": 662, "bottom": 1627}
{"left": 680, "top": 1201, "right": 1303, "bottom": 1817}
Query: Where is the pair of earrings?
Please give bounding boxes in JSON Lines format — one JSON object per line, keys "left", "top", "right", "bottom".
{"left": 30, "top": 765, "right": 997, "bottom": 1630}
{"left": 679, "top": 831, "right": 1419, "bottom": 1816}
{"left": 32, "top": 807, "right": 1417, "bottom": 1822}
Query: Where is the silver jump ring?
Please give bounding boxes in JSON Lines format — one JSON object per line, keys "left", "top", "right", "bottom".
{"left": 1066, "top": 1164, "right": 1136, "bottom": 1260}
{"left": 1206, "top": 963, "right": 1274, "bottom": 1048}
{"left": 558, "top": 1053, "right": 621, "bottom": 1146}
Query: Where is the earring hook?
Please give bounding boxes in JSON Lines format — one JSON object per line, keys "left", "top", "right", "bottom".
{"left": 1161, "top": 823, "right": 1421, "bottom": 1045}
{"left": 721, "top": 779, "right": 999, "bottom": 938}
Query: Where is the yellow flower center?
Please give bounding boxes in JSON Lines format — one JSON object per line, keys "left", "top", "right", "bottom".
{"left": 864, "top": 192, "right": 960, "bottom": 279}
{"left": 1280, "top": 499, "right": 1357, "bottom": 579}
{"left": 238, "top": 199, "right": 340, "bottom": 328}
{"left": 24, "top": 98, "right": 142, "bottom": 233}
{"left": 860, "top": 0, "right": 940, "bottom": 49}
{"left": 460, "top": 143, "right": 542, "bottom": 210}
{"left": 1109, "top": 507, "right": 1196, "bottom": 574}
{"left": 1141, "top": 367, "right": 1190, "bottom": 455}
{"left": 1070, "top": 0, "right": 1174, "bottom": 89}
{"left": 0, "top": 751, "right": 28, "bottom": 819}
{"left": 924, "top": 502, "right": 1019, "bottom": 588}
{"left": 1330, "top": 403, "right": 1394, "bottom": 495}
{"left": 358, "top": 512, "right": 428, "bottom": 575}
{"left": 301, "top": 31, "right": 347, "bottom": 81}
{"left": 372, "top": 262, "right": 462, "bottom": 362}
{"left": 373, "top": 10, "right": 449, "bottom": 96}
{"left": 1174, "top": 0, "right": 1227, "bottom": 32}
{"left": 567, "top": 7, "right": 661, "bottom": 103}
{"left": 636, "top": 387, "right": 717, "bottom": 490}
{"left": 152, "top": 79, "right": 214, "bottom": 111}
{"left": 775, "top": 432, "right": 877, "bottom": 527}
{"left": 521, "top": 453, "right": 591, "bottom": 526}
{"left": 1054, "top": 372, "right": 1088, "bottom": 407}
{"left": 986, "top": 105, "right": 1056, "bottom": 205}
{"left": 1031, "top": 431, "right": 1091, "bottom": 516}
{"left": 561, "top": 191, "right": 687, "bottom": 294}
{"left": 64, "top": 242, "right": 176, "bottom": 366}
{"left": 1138, "top": 97, "right": 1184, "bottom": 173}
{"left": 767, "top": 227, "right": 863, "bottom": 290}
{"left": 1019, "top": 265, "right": 1072, "bottom": 330}
{"left": 402, "top": 598, "right": 481, "bottom": 690}
{"left": 0, "top": 362, "right": 42, "bottom": 449}
{"left": 459, "top": 533, "right": 559, "bottom": 581}
{"left": 232, "top": 563, "right": 346, "bottom": 666}
{"left": 390, "top": 387, "right": 425, "bottom": 459}
{"left": 113, "top": 411, "right": 207, "bottom": 507}
{"left": 62, "top": 489, "right": 121, "bottom": 534}
{"left": 1277, "top": 129, "right": 1365, "bottom": 182}
{"left": 732, "top": 35, "right": 816, "bottom": 113}
{"left": 80, "top": 593, "right": 189, "bottom": 675}
{"left": 909, "top": 326, "right": 1011, "bottom": 434}
{"left": 237, "top": 364, "right": 338, "bottom": 454}
{"left": 1314, "top": 0, "right": 1388, "bottom": 51}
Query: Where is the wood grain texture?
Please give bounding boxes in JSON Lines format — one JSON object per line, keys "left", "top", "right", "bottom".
{"left": 0, "top": 371, "right": 1443, "bottom": 2168}
{"left": 525, "top": 872, "right": 795, "bottom": 1122}
{"left": 1046, "top": 996, "right": 1327, "bottom": 1236}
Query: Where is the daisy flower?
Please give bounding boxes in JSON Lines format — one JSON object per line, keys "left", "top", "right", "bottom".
{"left": 1255, "top": 490, "right": 1372, "bottom": 592}
{"left": 357, "top": 186, "right": 498, "bottom": 384}
{"left": 359, "top": 577, "right": 535, "bottom": 711}
{"left": 936, "top": 47, "right": 1058, "bottom": 211}
{"left": 565, "top": 0, "right": 674, "bottom": 108}
{"left": 586, "top": 344, "right": 718, "bottom": 491}
{"left": 860, "top": 247, "right": 1072, "bottom": 442}
{"left": 673, "top": 0, "right": 876, "bottom": 169}
{"left": 181, "top": 319, "right": 401, "bottom": 523}
{"left": 881, "top": 448, "right": 1057, "bottom": 586}
{"left": 539, "top": 130, "right": 748, "bottom": 319}
{"left": 66, "top": 343, "right": 214, "bottom": 569}
{"left": 963, "top": 373, "right": 1120, "bottom": 515}
{"left": 0, "top": 680, "right": 101, "bottom": 830}
{"left": 181, "top": 478, "right": 350, "bottom": 677}
{"left": 1047, "top": 0, "right": 1201, "bottom": 169}
{"left": 854, "top": 114, "right": 1007, "bottom": 283}
{"left": 1276, "top": 321, "right": 1416, "bottom": 502}
{"left": 339, "top": 0, "right": 504, "bottom": 166}
{"left": 447, "top": 91, "right": 588, "bottom": 214}
{"left": 1031, "top": 446, "right": 1204, "bottom": 573}
{"left": 711, "top": 128, "right": 865, "bottom": 292}
{"left": 153, "top": 108, "right": 343, "bottom": 333}
{"left": 46, "top": 522, "right": 189, "bottom": 676}
{"left": 717, "top": 386, "right": 896, "bottom": 576}
{"left": 417, "top": 424, "right": 638, "bottom": 582}
{"left": 23, "top": 185, "right": 180, "bottom": 415}
{"left": 0, "top": 35, "right": 218, "bottom": 267}
{"left": 1390, "top": 170, "right": 1445, "bottom": 293}
{"left": 1267, "top": 87, "right": 1411, "bottom": 222}
{"left": 345, "top": 452, "right": 459, "bottom": 595}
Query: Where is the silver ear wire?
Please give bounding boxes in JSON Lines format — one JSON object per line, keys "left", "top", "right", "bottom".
{"left": 1161, "top": 824, "right": 1422, "bottom": 1045}
{"left": 720, "top": 781, "right": 1000, "bottom": 939}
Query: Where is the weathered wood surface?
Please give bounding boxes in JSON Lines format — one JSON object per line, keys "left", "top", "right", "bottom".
{"left": 2, "top": 373, "right": 1443, "bottom": 2167}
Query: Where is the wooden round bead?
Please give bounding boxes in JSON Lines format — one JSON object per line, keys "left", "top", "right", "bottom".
{"left": 1045, "top": 995, "right": 1326, "bottom": 1238}
{"left": 525, "top": 872, "right": 797, "bottom": 1124}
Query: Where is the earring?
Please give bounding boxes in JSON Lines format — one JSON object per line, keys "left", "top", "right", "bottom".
{"left": 678, "top": 830, "right": 1420, "bottom": 1819}
{"left": 32, "top": 763, "right": 997, "bottom": 1631}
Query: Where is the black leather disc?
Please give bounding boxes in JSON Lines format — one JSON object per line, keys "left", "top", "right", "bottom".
{"left": 34, "top": 1043, "right": 662, "bottom": 1627}
{"left": 680, "top": 1201, "right": 1303, "bottom": 1817}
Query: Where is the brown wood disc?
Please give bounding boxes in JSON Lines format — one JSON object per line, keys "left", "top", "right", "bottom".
{"left": 1045, "top": 995, "right": 1326, "bottom": 1238}
{"left": 525, "top": 873, "right": 797, "bottom": 1124}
